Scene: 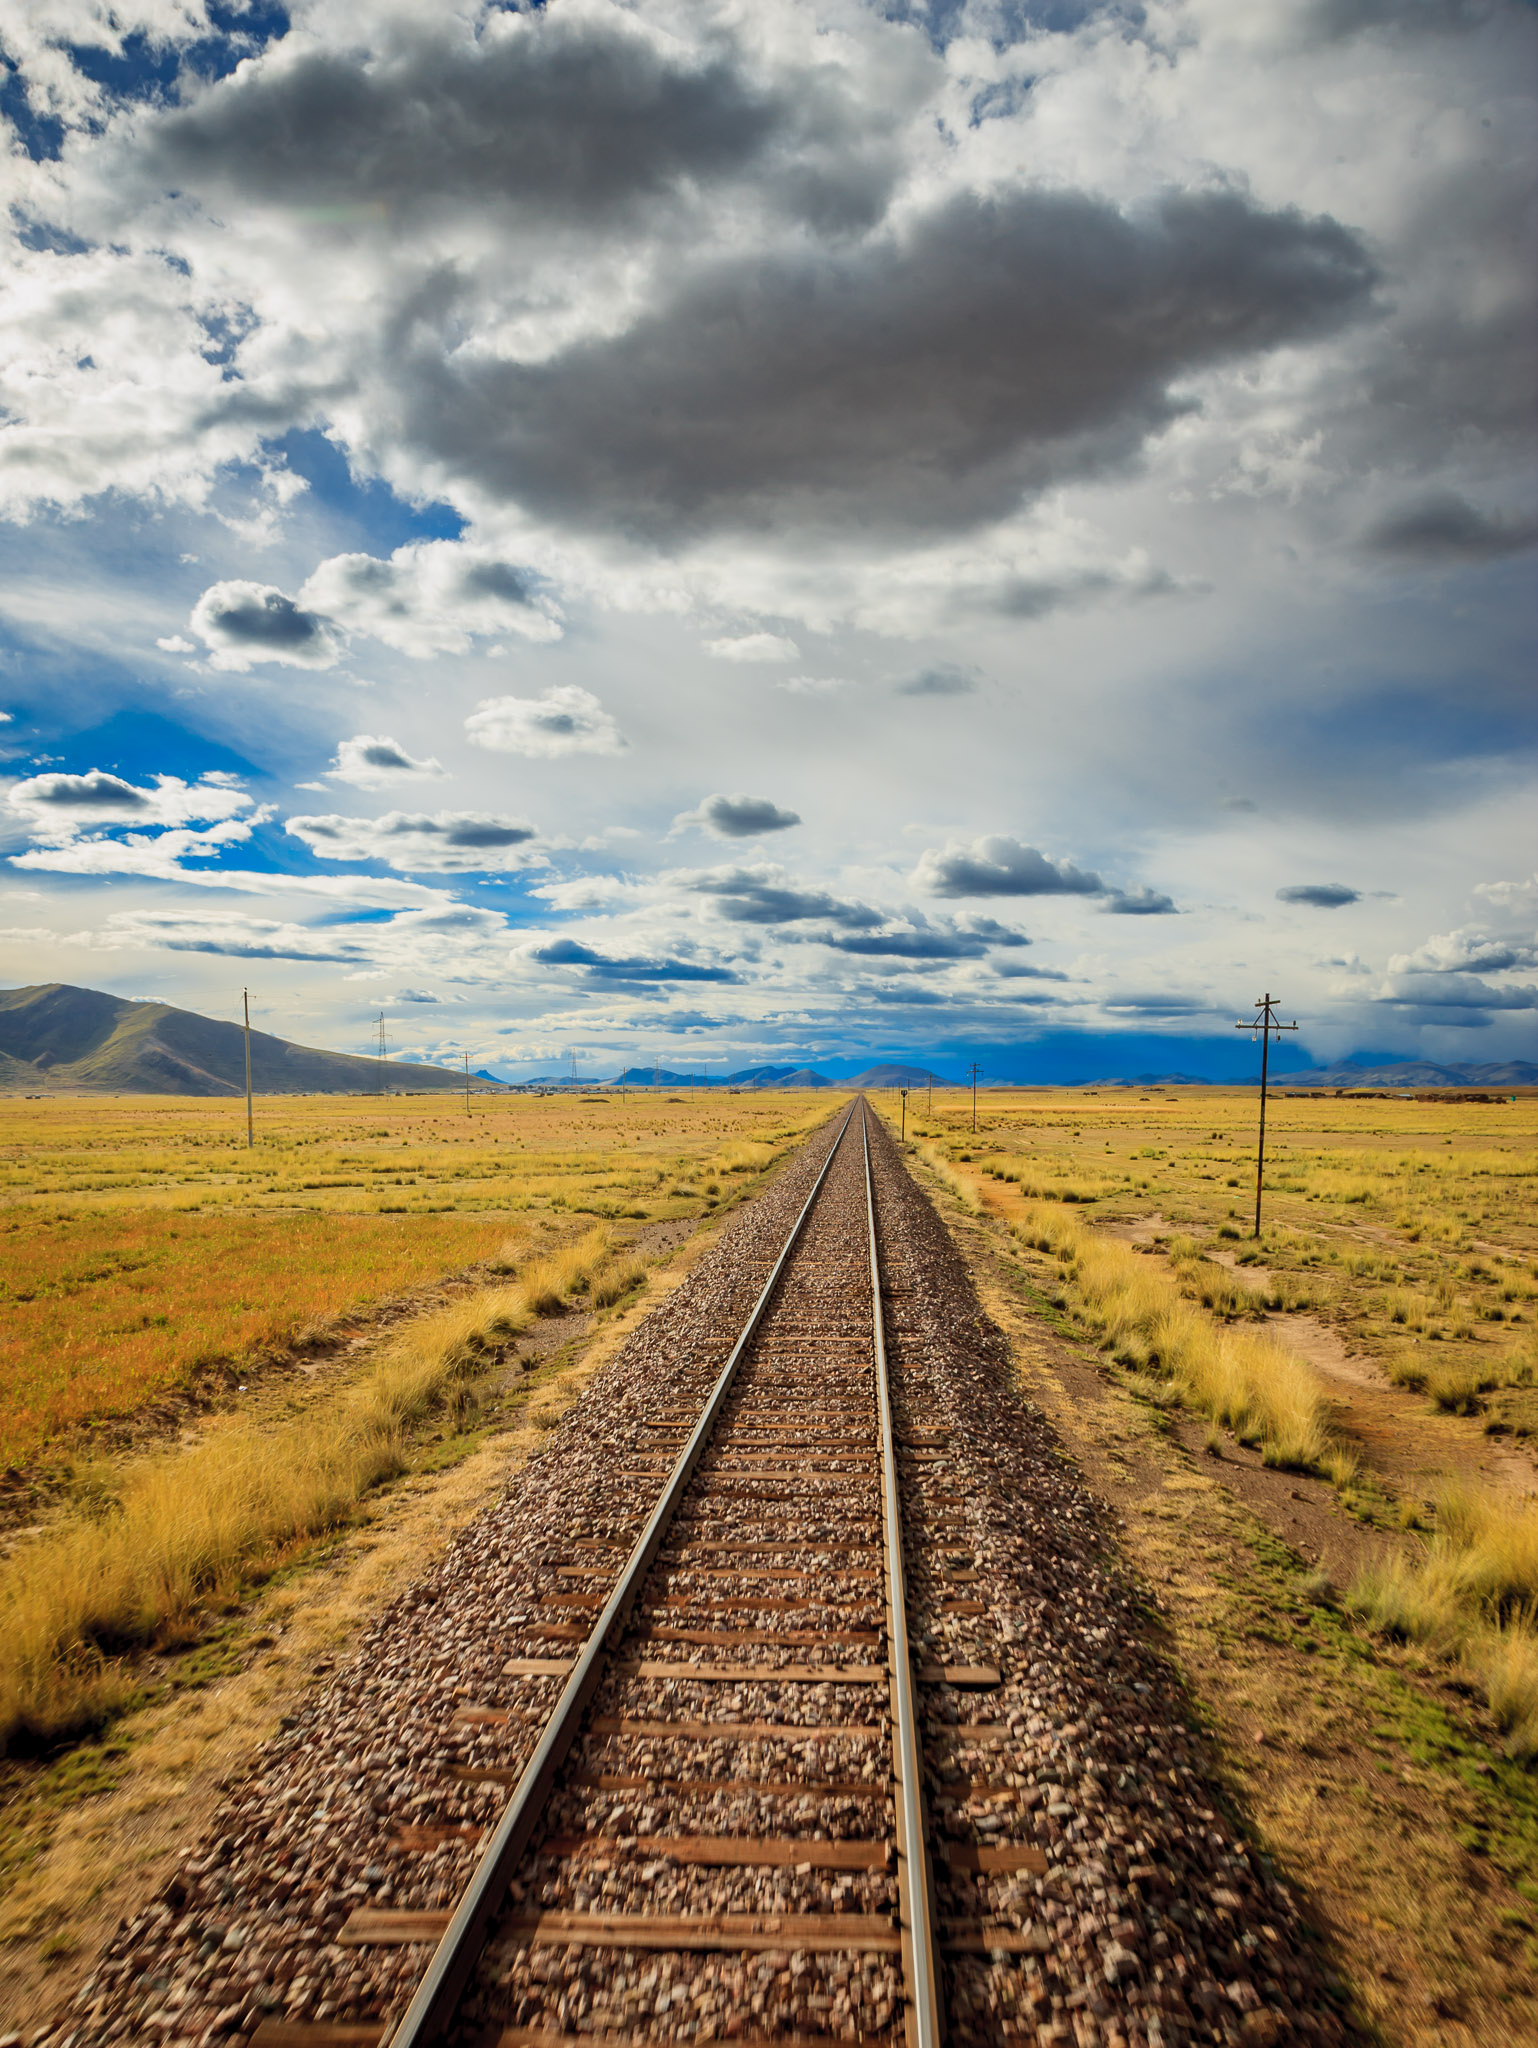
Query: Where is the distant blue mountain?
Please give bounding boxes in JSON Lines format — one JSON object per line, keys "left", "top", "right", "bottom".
{"left": 1273, "top": 1058, "right": 1537, "bottom": 1089}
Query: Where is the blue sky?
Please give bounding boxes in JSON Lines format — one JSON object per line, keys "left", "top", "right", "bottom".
{"left": 1, "top": 0, "right": 1534, "bottom": 1081}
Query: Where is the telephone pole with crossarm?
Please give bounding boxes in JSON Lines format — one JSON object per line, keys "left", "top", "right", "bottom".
{"left": 1236, "top": 993, "right": 1299, "bottom": 1239}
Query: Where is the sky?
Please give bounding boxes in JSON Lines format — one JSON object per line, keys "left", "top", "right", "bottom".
{"left": 0, "top": 0, "right": 1533, "bottom": 1083}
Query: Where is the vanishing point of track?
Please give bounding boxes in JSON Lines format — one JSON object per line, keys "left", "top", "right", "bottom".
{"left": 373, "top": 1099, "right": 948, "bottom": 2047}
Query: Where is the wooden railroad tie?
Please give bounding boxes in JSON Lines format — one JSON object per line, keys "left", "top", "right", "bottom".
{"left": 391, "top": 1821, "right": 485, "bottom": 1851}
{"left": 539, "top": 1832, "right": 892, "bottom": 1870}
{"left": 943, "top": 1842, "right": 1049, "bottom": 1875}
{"left": 503, "top": 1655, "right": 889, "bottom": 1683}
{"left": 574, "top": 1772, "right": 885, "bottom": 1799}
{"left": 493, "top": 2033, "right": 865, "bottom": 2048}
{"left": 916, "top": 1663, "right": 1002, "bottom": 1688}
{"left": 339, "top": 1907, "right": 904, "bottom": 1953}
{"left": 638, "top": 1626, "right": 882, "bottom": 1648}
{"left": 250, "top": 2026, "right": 388, "bottom": 2046}
{"left": 587, "top": 1715, "right": 884, "bottom": 1741}
{"left": 494, "top": 2031, "right": 859, "bottom": 2048}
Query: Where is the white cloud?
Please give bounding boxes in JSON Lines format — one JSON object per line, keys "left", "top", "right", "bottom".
{"left": 704, "top": 633, "right": 801, "bottom": 663}
{"left": 326, "top": 735, "right": 447, "bottom": 789}
{"left": 155, "top": 634, "right": 196, "bottom": 654}
{"left": 1474, "top": 874, "right": 1538, "bottom": 912}
{"left": 912, "top": 837, "right": 1105, "bottom": 900}
{"left": 465, "top": 685, "right": 625, "bottom": 759}
{"left": 285, "top": 809, "right": 543, "bottom": 874}
{"left": 189, "top": 580, "right": 343, "bottom": 671}
{"left": 672, "top": 794, "right": 802, "bottom": 839}
{"left": 778, "top": 675, "right": 851, "bottom": 695}
{"left": 7, "top": 769, "right": 254, "bottom": 838}
{"left": 10, "top": 816, "right": 264, "bottom": 880}
{"left": 1387, "top": 928, "right": 1538, "bottom": 977}
{"left": 299, "top": 540, "right": 562, "bottom": 658}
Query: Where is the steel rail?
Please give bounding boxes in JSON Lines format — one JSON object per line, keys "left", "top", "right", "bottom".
{"left": 862, "top": 1101, "right": 944, "bottom": 2048}
{"left": 388, "top": 1101, "right": 859, "bottom": 2047}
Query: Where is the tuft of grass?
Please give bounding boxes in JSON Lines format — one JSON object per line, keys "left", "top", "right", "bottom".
{"left": 915, "top": 1143, "right": 981, "bottom": 1213}
{"left": 592, "top": 1253, "right": 647, "bottom": 1309}
{"left": 1349, "top": 1486, "right": 1538, "bottom": 1760}
{"left": 1477, "top": 1624, "right": 1538, "bottom": 1764}
{"left": 1009, "top": 1200, "right": 1341, "bottom": 1474}
{"left": 715, "top": 1139, "right": 776, "bottom": 1176}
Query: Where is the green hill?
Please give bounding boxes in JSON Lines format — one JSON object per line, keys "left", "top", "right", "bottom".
{"left": 0, "top": 983, "right": 477, "bottom": 1097}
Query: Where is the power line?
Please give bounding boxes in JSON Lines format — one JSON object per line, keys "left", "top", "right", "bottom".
{"left": 1236, "top": 992, "right": 1299, "bottom": 1238}
{"left": 965, "top": 1062, "right": 983, "bottom": 1134}
{"left": 242, "top": 987, "right": 254, "bottom": 1149}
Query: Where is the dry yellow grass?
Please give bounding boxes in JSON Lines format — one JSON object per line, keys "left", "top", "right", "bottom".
{"left": 0, "top": 1090, "right": 834, "bottom": 1466}
{"left": 1346, "top": 1482, "right": 1538, "bottom": 1760}
{"left": 1007, "top": 1196, "right": 1343, "bottom": 1473}
{"left": 0, "top": 1226, "right": 636, "bottom": 1751}
{"left": 902, "top": 1082, "right": 1538, "bottom": 1438}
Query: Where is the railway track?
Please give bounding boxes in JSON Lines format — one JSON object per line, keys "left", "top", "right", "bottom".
{"left": 315, "top": 1098, "right": 951, "bottom": 2047}
{"left": 66, "top": 1103, "right": 1345, "bottom": 2048}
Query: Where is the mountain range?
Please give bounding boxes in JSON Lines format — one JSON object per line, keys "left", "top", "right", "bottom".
{"left": 605, "top": 1062, "right": 947, "bottom": 1089}
{"left": 0, "top": 983, "right": 476, "bottom": 1097}
{"left": 1270, "top": 1058, "right": 1538, "bottom": 1089}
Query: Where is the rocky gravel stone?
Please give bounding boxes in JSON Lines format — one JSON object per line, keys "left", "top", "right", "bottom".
{"left": 37, "top": 1107, "right": 1348, "bottom": 2048}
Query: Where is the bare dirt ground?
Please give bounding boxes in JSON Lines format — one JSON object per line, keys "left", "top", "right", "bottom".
{"left": 1113, "top": 1225, "right": 1538, "bottom": 1508}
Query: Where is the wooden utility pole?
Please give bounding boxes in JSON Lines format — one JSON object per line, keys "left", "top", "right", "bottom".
{"left": 242, "top": 988, "right": 254, "bottom": 1148}
{"left": 375, "top": 1012, "right": 388, "bottom": 1093}
{"left": 966, "top": 1062, "right": 983, "bottom": 1133}
{"left": 463, "top": 1051, "right": 472, "bottom": 1118}
{"left": 1236, "top": 993, "right": 1299, "bottom": 1238}
{"left": 900, "top": 1087, "right": 908, "bottom": 1144}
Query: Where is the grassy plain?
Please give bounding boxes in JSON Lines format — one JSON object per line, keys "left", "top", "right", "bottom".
{"left": 904, "top": 1084, "right": 1538, "bottom": 1747}
{"left": 0, "top": 1088, "right": 836, "bottom": 1750}
{"left": 0, "top": 1088, "right": 832, "bottom": 1468}
{"left": 887, "top": 1084, "right": 1538, "bottom": 2042}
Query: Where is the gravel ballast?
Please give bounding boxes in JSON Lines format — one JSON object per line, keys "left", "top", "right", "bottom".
{"left": 41, "top": 1108, "right": 1345, "bottom": 2048}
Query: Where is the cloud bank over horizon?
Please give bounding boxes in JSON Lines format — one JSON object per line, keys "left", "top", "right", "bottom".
{"left": 0, "top": 0, "right": 1532, "bottom": 1075}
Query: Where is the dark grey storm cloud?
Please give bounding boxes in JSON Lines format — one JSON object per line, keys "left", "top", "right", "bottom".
{"left": 914, "top": 836, "right": 1104, "bottom": 898}
{"left": 531, "top": 937, "right": 738, "bottom": 983}
{"left": 429, "top": 817, "right": 536, "bottom": 850}
{"left": 396, "top": 188, "right": 1375, "bottom": 539}
{"left": 160, "top": 933, "right": 359, "bottom": 961}
{"left": 1363, "top": 491, "right": 1538, "bottom": 564}
{"left": 12, "top": 770, "right": 147, "bottom": 809}
{"left": 1277, "top": 883, "right": 1361, "bottom": 907}
{"left": 351, "top": 741, "right": 425, "bottom": 773}
{"left": 1306, "top": 0, "right": 1500, "bottom": 41}
{"left": 693, "top": 869, "right": 882, "bottom": 927}
{"left": 144, "top": 12, "right": 906, "bottom": 236}
{"left": 299, "top": 813, "right": 533, "bottom": 848}
{"left": 957, "top": 917, "right": 1031, "bottom": 948}
{"left": 283, "top": 811, "right": 538, "bottom": 871}
{"left": 194, "top": 583, "right": 335, "bottom": 655}
{"left": 679, "top": 794, "right": 802, "bottom": 838}
{"left": 213, "top": 590, "right": 325, "bottom": 647}
{"left": 1105, "top": 888, "right": 1178, "bottom": 915}
{"left": 896, "top": 665, "right": 977, "bottom": 697}
{"left": 820, "top": 927, "right": 989, "bottom": 960}
{"left": 1377, "top": 974, "right": 1538, "bottom": 1011}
